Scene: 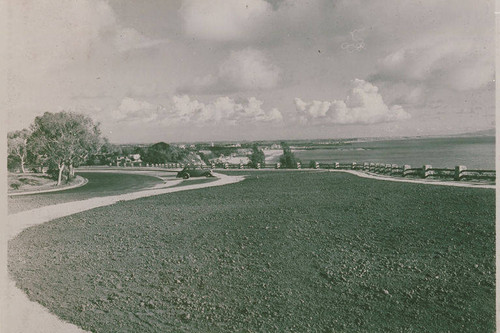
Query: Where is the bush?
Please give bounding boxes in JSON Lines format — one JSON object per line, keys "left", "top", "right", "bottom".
{"left": 248, "top": 144, "right": 265, "bottom": 168}
{"left": 279, "top": 142, "right": 300, "bottom": 168}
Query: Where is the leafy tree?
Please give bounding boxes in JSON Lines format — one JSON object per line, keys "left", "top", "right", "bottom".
{"left": 142, "top": 142, "right": 189, "bottom": 164}
{"left": 143, "top": 142, "right": 170, "bottom": 164}
{"left": 198, "top": 151, "right": 212, "bottom": 165}
{"left": 279, "top": 142, "right": 300, "bottom": 168}
{"left": 28, "top": 111, "right": 103, "bottom": 185}
{"left": 248, "top": 144, "right": 265, "bottom": 168}
{"left": 7, "top": 129, "right": 30, "bottom": 173}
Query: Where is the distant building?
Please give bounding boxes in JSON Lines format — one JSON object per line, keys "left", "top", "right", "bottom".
{"left": 129, "top": 154, "right": 141, "bottom": 162}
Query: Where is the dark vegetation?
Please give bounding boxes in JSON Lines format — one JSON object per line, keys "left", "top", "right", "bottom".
{"left": 279, "top": 142, "right": 300, "bottom": 168}
{"left": 9, "top": 171, "right": 495, "bottom": 332}
{"left": 247, "top": 144, "right": 265, "bottom": 168}
{"left": 8, "top": 111, "right": 105, "bottom": 185}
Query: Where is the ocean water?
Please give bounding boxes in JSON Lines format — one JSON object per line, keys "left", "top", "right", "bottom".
{"left": 275, "top": 136, "right": 496, "bottom": 170}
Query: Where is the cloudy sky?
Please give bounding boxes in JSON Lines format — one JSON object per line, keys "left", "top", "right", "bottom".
{"left": 5, "top": 0, "right": 495, "bottom": 143}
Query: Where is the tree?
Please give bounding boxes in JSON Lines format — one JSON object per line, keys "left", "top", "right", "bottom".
{"left": 279, "top": 142, "right": 300, "bottom": 168}
{"left": 143, "top": 142, "right": 170, "bottom": 164}
{"left": 248, "top": 144, "right": 265, "bottom": 168}
{"left": 142, "top": 142, "right": 189, "bottom": 164}
{"left": 28, "top": 111, "right": 103, "bottom": 185}
{"left": 7, "top": 129, "right": 30, "bottom": 173}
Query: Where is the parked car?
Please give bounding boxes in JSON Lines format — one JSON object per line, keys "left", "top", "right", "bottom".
{"left": 176, "top": 165, "right": 215, "bottom": 179}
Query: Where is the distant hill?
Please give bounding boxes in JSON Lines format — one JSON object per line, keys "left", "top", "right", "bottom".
{"left": 454, "top": 128, "right": 495, "bottom": 137}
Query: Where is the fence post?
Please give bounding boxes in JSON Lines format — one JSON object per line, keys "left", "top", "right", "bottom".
{"left": 224, "top": 163, "right": 229, "bottom": 169}
{"left": 239, "top": 163, "right": 244, "bottom": 169}
{"left": 296, "top": 162, "right": 301, "bottom": 169}
{"left": 403, "top": 165, "right": 411, "bottom": 177}
{"left": 391, "top": 164, "right": 398, "bottom": 174}
{"left": 351, "top": 162, "right": 357, "bottom": 170}
{"left": 454, "top": 165, "right": 467, "bottom": 181}
{"left": 422, "top": 165, "right": 432, "bottom": 178}
{"left": 315, "top": 161, "right": 320, "bottom": 169}
{"left": 334, "top": 162, "right": 339, "bottom": 169}
{"left": 276, "top": 162, "right": 281, "bottom": 169}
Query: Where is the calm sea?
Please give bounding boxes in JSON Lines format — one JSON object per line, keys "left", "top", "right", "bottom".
{"left": 281, "top": 136, "right": 495, "bottom": 170}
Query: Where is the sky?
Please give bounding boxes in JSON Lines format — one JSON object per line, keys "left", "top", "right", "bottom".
{"left": 4, "top": 0, "right": 495, "bottom": 144}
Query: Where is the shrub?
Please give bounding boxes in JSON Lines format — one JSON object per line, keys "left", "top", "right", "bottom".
{"left": 279, "top": 142, "right": 300, "bottom": 168}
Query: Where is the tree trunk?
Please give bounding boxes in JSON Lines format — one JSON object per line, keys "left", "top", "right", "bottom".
{"left": 57, "top": 163, "right": 65, "bottom": 186}
{"left": 69, "top": 163, "right": 75, "bottom": 178}
{"left": 20, "top": 156, "right": 25, "bottom": 173}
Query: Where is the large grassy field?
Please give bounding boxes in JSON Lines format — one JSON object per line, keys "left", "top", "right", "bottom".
{"left": 8, "top": 171, "right": 495, "bottom": 332}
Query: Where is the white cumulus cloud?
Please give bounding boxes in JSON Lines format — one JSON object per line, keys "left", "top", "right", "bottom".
{"left": 181, "top": 48, "right": 281, "bottom": 94}
{"left": 377, "top": 36, "right": 493, "bottom": 91}
{"left": 295, "top": 79, "right": 411, "bottom": 125}
{"left": 113, "top": 95, "right": 283, "bottom": 126}
{"left": 113, "top": 97, "right": 158, "bottom": 122}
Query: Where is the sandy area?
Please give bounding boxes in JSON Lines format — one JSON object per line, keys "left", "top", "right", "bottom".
{"left": 3, "top": 172, "right": 245, "bottom": 333}
{"left": 263, "top": 149, "right": 282, "bottom": 163}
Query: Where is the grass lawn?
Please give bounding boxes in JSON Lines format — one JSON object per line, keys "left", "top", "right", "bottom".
{"left": 8, "top": 172, "right": 163, "bottom": 214}
{"left": 8, "top": 171, "right": 495, "bottom": 332}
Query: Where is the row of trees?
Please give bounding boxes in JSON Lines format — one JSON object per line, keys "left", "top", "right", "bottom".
{"left": 8, "top": 111, "right": 105, "bottom": 185}
{"left": 247, "top": 143, "right": 299, "bottom": 169}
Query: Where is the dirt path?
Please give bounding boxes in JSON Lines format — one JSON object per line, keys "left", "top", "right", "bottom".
{"left": 3, "top": 172, "right": 245, "bottom": 333}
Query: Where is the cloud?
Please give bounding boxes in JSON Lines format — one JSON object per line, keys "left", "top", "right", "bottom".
{"left": 7, "top": 0, "right": 167, "bottom": 70}
{"left": 295, "top": 79, "right": 410, "bottom": 125}
{"left": 181, "top": 48, "right": 281, "bottom": 93}
{"left": 341, "top": 29, "right": 366, "bottom": 52}
{"left": 112, "top": 97, "right": 159, "bottom": 122}
{"left": 8, "top": 0, "right": 115, "bottom": 72}
{"left": 376, "top": 36, "right": 494, "bottom": 91}
{"left": 114, "top": 28, "right": 167, "bottom": 52}
{"left": 179, "top": 0, "right": 272, "bottom": 41}
{"left": 112, "top": 95, "right": 283, "bottom": 126}
{"left": 179, "top": 0, "right": 333, "bottom": 43}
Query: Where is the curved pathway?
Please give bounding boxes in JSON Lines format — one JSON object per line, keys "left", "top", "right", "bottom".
{"left": 3, "top": 172, "right": 245, "bottom": 333}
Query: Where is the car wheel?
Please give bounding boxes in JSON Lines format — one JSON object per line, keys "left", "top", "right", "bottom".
{"left": 183, "top": 174, "right": 190, "bottom": 179}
